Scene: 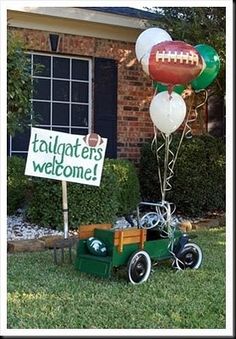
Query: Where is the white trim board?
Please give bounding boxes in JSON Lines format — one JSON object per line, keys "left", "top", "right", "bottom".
{"left": 7, "top": 7, "right": 149, "bottom": 42}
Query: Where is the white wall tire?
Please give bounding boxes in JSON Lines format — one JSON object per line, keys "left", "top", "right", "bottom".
{"left": 127, "top": 250, "right": 151, "bottom": 284}
{"left": 175, "top": 242, "right": 203, "bottom": 270}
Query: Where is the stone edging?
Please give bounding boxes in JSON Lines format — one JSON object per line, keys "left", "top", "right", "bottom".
{"left": 7, "top": 216, "right": 225, "bottom": 253}
{"left": 7, "top": 235, "right": 78, "bottom": 253}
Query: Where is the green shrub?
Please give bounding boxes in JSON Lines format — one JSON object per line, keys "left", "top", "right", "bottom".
{"left": 25, "top": 159, "right": 140, "bottom": 229}
{"left": 7, "top": 156, "right": 29, "bottom": 214}
{"left": 7, "top": 31, "right": 33, "bottom": 136}
{"left": 139, "top": 134, "right": 225, "bottom": 216}
{"left": 198, "top": 135, "right": 226, "bottom": 211}
{"left": 105, "top": 159, "right": 141, "bottom": 216}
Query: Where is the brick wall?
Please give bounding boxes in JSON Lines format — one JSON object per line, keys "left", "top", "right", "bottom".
{"left": 10, "top": 28, "right": 205, "bottom": 163}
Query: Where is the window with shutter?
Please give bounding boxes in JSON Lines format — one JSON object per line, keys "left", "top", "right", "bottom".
{"left": 8, "top": 53, "right": 92, "bottom": 157}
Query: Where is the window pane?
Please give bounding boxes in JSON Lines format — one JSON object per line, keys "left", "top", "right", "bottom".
{"left": 53, "top": 80, "right": 69, "bottom": 101}
{"left": 33, "top": 78, "right": 50, "bottom": 100}
{"left": 72, "top": 59, "right": 89, "bottom": 80}
{"left": 11, "top": 128, "right": 30, "bottom": 152}
{"left": 33, "top": 101, "right": 50, "bottom": 125}
{"left": 33, "top": 55, "right": 51, "bottom": 77}
{"left": 71, "top": 104, "right": 88, "bottom": 127}
{"left": 71, "top": 128, "right": 88, "bottom": 136}
{"left": 52, "top": 103, "right": 69, "bottom": 126}
{"left": 53, "top": 57, "right": 70, "bottom": 79}
{"left": 72, "top": 82, "right": 88, "bottom": 103}
{"left": 52, "top": 126, "right": 69, "bottom": 134}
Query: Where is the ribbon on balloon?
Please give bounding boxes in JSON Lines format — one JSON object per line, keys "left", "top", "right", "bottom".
{"left": 151, "top": 130, "right": 175, "bottom": 202}
{"left": 184, "top": 89, "right": 208, "bottom": 139}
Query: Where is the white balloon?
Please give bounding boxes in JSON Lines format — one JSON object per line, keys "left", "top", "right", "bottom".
{"left": 140, "top": 51, "right": 150, "bottom": 75}
{"left": 150, "top": 91, "right": 186, "bottom": 135}
{"left": 135, "top": 27, "right": 172, "bottom": 62}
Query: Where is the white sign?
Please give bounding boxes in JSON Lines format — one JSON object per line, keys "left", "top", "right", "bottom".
{"left": 25, "top": 128, "right": 107, "bottom": 186}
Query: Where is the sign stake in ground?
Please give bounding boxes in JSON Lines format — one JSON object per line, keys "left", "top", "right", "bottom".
{"left": 62, "top": 180, "right": 69, "bottom": 239}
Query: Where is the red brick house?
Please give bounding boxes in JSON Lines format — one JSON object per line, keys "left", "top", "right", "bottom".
{"left": 8, "top": 6, "right": 221, "bottom": 162}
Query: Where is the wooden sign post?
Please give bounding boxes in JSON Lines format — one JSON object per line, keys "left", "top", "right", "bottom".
{"left": 62, "top": 180, "right": 68, "bottom": 239}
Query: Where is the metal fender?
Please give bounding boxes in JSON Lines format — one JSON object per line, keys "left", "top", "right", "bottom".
{"left": 173, "top": 233, "right": 190, "bottom": 257}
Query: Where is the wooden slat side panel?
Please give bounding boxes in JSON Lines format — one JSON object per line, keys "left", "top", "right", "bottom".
{"left": 114, "top": 228, "right": 147, "bottom": 253}
{"left": 114, "top": 228, "right": 147, "bottom": 239}
{"left": 140, "top": 229, "right": 145, "bottom": 249}
{"left": 79, "top": 231, "right": 94, "bottom": 240}
{"left": 114, "top": 236, "right": 147, "bottom": 246}
{"left": 78, "top": 224, "right": 112, "bottom": 239}
{"left": 118, "top": 231, "right": 124, "bottom": 253}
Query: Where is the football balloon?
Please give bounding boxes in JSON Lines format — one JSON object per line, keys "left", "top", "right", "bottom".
{"left": 141, "top": 40, "right": 204, "bottom": 85}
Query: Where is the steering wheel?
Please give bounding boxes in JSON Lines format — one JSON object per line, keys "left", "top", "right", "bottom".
{"left": 140, "top": 212, "right": 164, "bottom": 229}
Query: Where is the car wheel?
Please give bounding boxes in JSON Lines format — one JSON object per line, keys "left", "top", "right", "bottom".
{"left": 175, "top": 243, "right": 203, "bottom": 270}
{"left": 127, "top": 250, "right": 151, "bottom": 284}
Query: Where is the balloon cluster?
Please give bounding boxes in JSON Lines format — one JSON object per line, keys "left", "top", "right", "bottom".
{"left": 135, "top": 27, "right": 221, "bottom": 206}
{"left": 135, "top": 27, "right": 221, "bottom": 136}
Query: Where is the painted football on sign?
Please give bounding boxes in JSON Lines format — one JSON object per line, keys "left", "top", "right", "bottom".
{"left": 83, "top": 133, "right": 103, "bottom": 147}
{"left": 86, "top": 237, "right": 107, "bottom": 256}
{"left": 147, "top": 40, "right": 204, "bottom": 85}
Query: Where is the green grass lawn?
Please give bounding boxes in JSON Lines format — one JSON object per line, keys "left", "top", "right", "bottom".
{"left": 7, "top": 227, "right": 226, "bottom": 329}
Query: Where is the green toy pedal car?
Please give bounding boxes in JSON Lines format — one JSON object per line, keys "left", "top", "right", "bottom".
{"left": 75, "top": 201, "right": 203, "bottom": 284}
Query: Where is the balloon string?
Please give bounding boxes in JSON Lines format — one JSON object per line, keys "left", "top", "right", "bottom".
{"left": 185, "top": 89, "right": 208, "bottom": 139}
{"left": 170, "top": 92, "right": 195, "bottom": 173}
{"left": 151, "top": 126, "right": 164, "bottom": 199}
{"left": 163, "top": 134, "right": 175, "bottom": 196}
{"left": 150, "top": 87, "right": 163, "bottom": 198}
{"left": 151, "top": 131, "right": 175, "bottom": 203}
{"left": 162, "top": 133, "right": 172, "bottom": 202}
{"left": 185, "top": 109, "right": 198, "bottom": 139}
{"left": 152, "top": 201, "right": 177, "bottom": 239}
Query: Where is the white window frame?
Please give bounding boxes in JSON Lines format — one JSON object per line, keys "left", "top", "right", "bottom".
{"left": 9, "top": 52, "right": 92, "bottom": 157}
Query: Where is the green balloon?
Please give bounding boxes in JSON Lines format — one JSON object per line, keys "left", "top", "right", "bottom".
{"left": 191, "top": 44, "right": 220, "bottom": 90}
{"left": 153, "top": 82, "right": 185, "bottom": 94}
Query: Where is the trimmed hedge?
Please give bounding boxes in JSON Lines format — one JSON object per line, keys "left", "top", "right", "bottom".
{"left": 7, "top": 156, "right": 29, "bottom": 215}
{"left": 105, "top": 159, "right": 140, "bottom": 216}
{"left": 25, "top": 161, "right": 118, "bottom": 229}
{"left": 7, "top": 157, "right": 140, "bottom": 229}
{"left": 139, "top": 134, "right": 225, "bottom": 216}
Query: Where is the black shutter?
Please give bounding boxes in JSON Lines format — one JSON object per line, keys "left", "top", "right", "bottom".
{"left": 94, "top": 58, "right": 117, "bottom": 158}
